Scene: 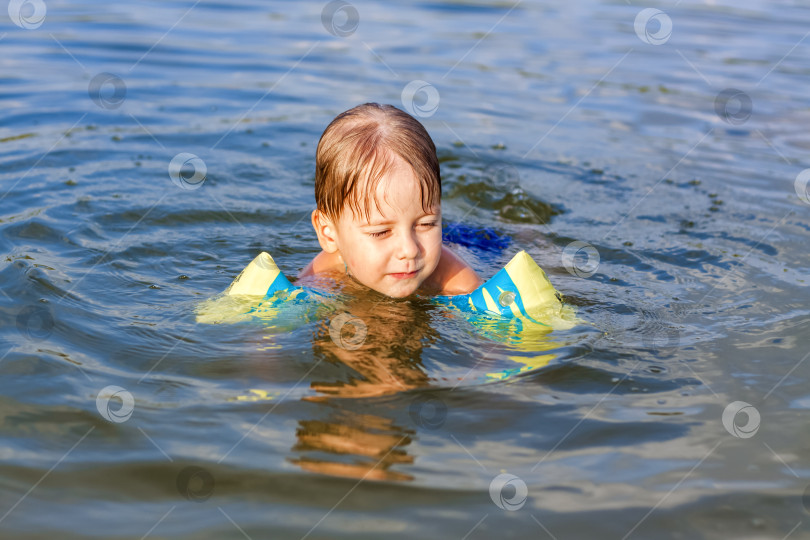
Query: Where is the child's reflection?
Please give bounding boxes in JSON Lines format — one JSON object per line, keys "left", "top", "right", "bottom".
{"left": 321, "top": 301, "right": 438, "bottom": 396}
{"left": 298, "top": 270, "right": 441, "bottom": 400}
{"left": 287, "top": 270, "right": 563, "bottom": 481}
{"left": 289, "top": 412, "right": 414, "bottom": 482}
{"left": 286, "top": 277, "right": 442, "bottom": 480}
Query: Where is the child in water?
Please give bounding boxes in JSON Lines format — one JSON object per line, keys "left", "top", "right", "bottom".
{"left": 298, "top": 102, "right": 483, "bottom": 299}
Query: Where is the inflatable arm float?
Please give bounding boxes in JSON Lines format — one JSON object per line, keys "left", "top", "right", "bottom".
{"left": 196, "top": 250, "right": 577, "bottom": 331}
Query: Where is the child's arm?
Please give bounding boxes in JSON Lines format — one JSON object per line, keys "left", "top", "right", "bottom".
{"left": 297, "top": 250, "right": 341, "bottom": 279}
{"left": 432, "top": 245, "right": 484, "bottom": 295}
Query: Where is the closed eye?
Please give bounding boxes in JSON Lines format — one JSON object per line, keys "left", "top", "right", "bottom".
{"left": 367, "top": 222, "right": 437, "bottom": 239}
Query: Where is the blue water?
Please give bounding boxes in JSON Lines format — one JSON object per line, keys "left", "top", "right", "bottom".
{"left": 2, "top": 1, "right": 810, "bottom": 538}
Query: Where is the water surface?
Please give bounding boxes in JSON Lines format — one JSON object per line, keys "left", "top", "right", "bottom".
{"left": 2, "top": 1, "right": 810, "bottom": 538}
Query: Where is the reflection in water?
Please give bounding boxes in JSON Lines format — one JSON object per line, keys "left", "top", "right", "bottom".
{"left": 290, "top": 412, "right": 414, "bottom": 482}
{"left": 285, "top": 273, "right": 565, "bottom": 481}
{"left": 461, "top": 311, "right": 563, "bottom": 380}
{"left": 305, "top": 275, "right": 440, "bottom": 399}
{"left": 286, "top": 277, "right": 441, "bottom": 480}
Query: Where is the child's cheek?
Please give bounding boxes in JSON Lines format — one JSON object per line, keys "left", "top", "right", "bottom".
{"left": 428, "top": 228, "right": 442, "bottom": 254}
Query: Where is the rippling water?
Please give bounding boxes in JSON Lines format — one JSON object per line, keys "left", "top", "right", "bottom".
{"left": 2, "top": 0, "right": 810, "bottom": 538}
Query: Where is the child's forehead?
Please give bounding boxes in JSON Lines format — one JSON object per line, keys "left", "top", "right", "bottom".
{"left": 342, "top": 188, "right": 440, "bottom": 225}
{"left": 345, "top": 195, "right": 439, "bottom": 222}
{"left": 343, "top": 163, "right": 439, "bottom": 220}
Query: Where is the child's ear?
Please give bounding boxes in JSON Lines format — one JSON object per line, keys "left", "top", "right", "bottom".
{"left": 311, "top": 209, "right": 339, "bottom": 253}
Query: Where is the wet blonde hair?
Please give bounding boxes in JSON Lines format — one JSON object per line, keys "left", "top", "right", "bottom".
{"left": 314, "top": 103, "right": 441, "bottom": 224}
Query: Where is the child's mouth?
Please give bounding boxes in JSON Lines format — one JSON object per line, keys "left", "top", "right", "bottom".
{"left": 389, "top": 270, "right": 418, "bottom": 279}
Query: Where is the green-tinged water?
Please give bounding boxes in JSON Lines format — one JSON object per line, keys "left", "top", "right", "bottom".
{"left": 1, "top": 1, "right": 809, "bottom": 538}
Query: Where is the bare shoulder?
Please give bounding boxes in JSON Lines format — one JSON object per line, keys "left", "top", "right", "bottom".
{"left": 431, "top": 245, "right": 484, "bottom": 296}
{"left": 298, "top": 250, "right": 342, "bottom": 279}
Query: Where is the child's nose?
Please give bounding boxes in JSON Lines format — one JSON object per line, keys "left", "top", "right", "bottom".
{"left": 396, "top": 230, "right": 420, "bottom": 260}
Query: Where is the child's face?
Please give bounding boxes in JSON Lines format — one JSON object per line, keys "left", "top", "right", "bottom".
{"left": 331, "top": 159, "right": 442, "bottom": 298}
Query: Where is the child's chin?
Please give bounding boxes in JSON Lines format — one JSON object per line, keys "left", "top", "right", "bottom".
{"left": 385, "top": 289, "right": 414, "bottom": 299}
{"left": 380, "top": 281, "right": 420, "bottom": 299}
{"left": 357, "top": 275, "right": 422, "bottom": 299}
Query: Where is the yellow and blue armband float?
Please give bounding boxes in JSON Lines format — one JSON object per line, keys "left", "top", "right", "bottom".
{"left": 196, "top": 250, "right": 578, "bottom": 333}
{"left": 195, "top": 238, "right": 580, "bottom": 384}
